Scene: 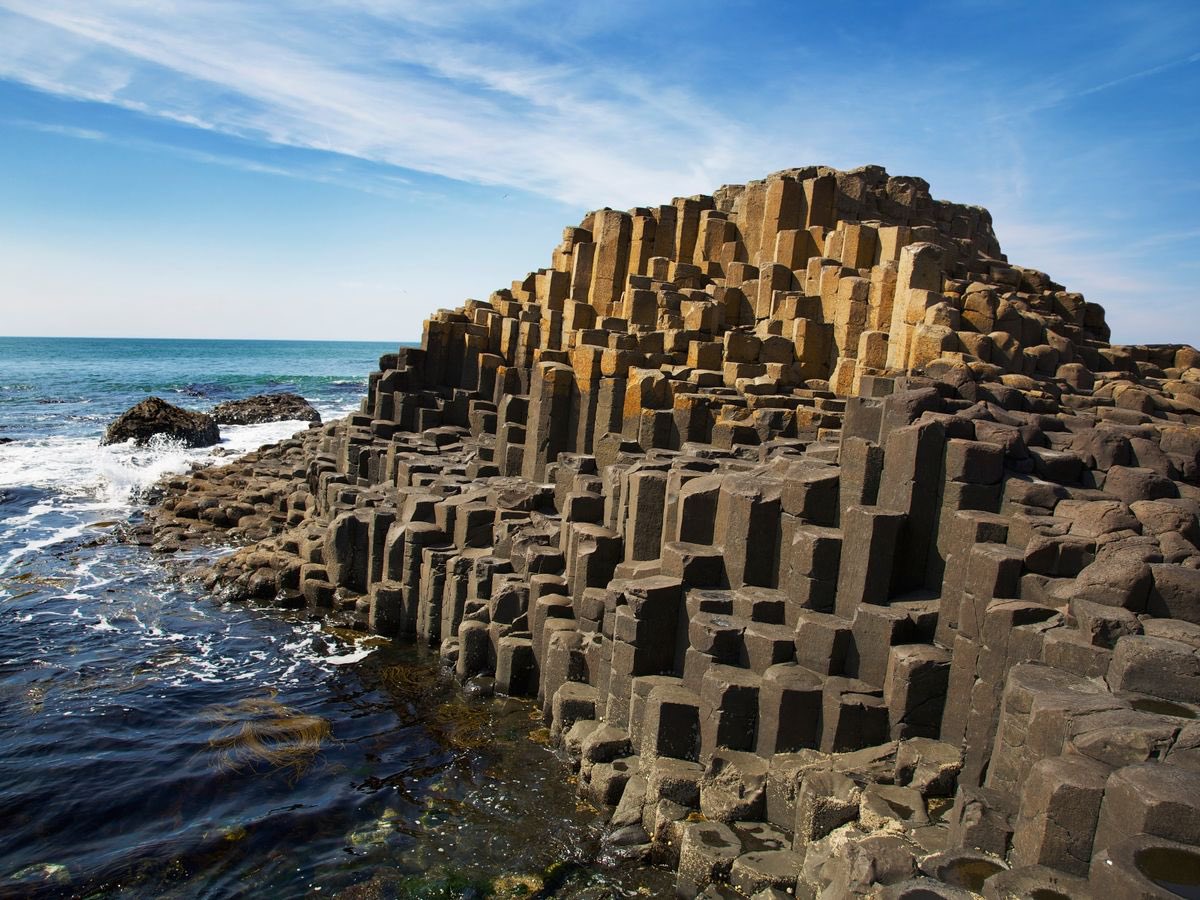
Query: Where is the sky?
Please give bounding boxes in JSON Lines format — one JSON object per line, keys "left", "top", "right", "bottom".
{"left": 0, "top": 0, "right": 1197, "bottom": 345}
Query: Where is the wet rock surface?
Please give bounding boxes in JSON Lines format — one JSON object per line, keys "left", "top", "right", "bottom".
{"left": 211, "top": 392, "right": 322, "bottom": 425}
{"left": 139, "top": 164, "right": 1200, "bottom": 896}
{"left": 103, "top": 395, "right": 220, "bottom": 447}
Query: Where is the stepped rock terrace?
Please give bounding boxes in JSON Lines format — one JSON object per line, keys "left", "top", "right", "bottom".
{"left": 141, "top": 165, "right": 1200, "bottom": 899}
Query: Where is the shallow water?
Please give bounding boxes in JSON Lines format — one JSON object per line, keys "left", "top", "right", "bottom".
{"left": 0, "top": 338, "right": 671, "bottom": 898}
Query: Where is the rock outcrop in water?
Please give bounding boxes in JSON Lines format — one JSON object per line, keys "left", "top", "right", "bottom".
{"left": 145, "top": 165, "right": 1200, "bottom": 898}
{"left": 104, "top": 396, "right": 220, "bottom": 447}
{"left": 211, "top": 392, "right": 322, "bottom": 426}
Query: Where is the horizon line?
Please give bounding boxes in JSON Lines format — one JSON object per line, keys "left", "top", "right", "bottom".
{"left": 0, "top": 333, "right": 418, "bottom": 344}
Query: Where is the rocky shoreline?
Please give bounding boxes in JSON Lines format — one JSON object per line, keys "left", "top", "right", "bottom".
{"left": 138, "top": 165, "right": 1200, "bottom": 899}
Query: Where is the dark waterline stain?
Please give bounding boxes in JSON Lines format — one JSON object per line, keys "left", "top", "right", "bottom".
{"left": 1130, "top": 696, "right": 1198, "bottom": 720}
{"left": 1137, "top": 846, "right": 1200, "bottom": 899}
{"left": 938, "top": 858, "right": 1005, "bottom": 891}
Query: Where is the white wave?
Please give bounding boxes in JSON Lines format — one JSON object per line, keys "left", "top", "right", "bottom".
{"left": 315, "top": 398, "right": 361, "bottom": 421}
{"left": 0, "top": 418, "right": 320, "bottom": 570}
{"left": 0, "top": 520, "right": 91, "bottom": 577}
{"left": 0, "top": 419, "right": 313, "bottom": 499}
{"left": 325, "top": 646, "right": 375, "bottom": 666}
{"left": 0, "top": 500, "right": 56, "bottom": 530}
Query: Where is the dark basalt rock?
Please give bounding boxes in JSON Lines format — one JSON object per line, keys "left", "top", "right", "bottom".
{"left": 103, "top": 396, "right": 220, "bottom": 447}
{"left": 137, "top": 164, "right": 1200, "bottom": 898}
{"left": 210, "top": 392, "right": 321, "bottom": 426}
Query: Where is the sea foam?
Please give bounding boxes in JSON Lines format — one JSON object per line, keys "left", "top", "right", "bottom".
{"left": 0, "top": 418, "right": 326, "bottom": 576}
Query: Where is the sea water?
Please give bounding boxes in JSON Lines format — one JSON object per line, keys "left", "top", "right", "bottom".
{"left": 0, "top": 337, "right": 669, "bottom": 898}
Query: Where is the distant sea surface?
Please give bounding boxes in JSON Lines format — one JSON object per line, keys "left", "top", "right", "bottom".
{"left": 0, "top": 337, "right": 668, "bottom": 898}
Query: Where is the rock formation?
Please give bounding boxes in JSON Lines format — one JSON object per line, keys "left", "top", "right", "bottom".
{"left": 103, "top": 396, "right": 220, "bottom": 447}
{"left": 211, "top": 392, "right": 322, "bottom": 426}
{"left": 143, "top": 165, "right": 1200, "bottom": 898}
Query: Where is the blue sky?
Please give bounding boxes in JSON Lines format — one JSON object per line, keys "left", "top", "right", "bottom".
{"left": 0, "top": 0, "right": 1197, "bottom": 344}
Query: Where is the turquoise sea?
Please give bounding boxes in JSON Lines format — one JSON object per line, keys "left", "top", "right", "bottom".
{"left": 0, "top": 337, "right": 669, "bottom": 898}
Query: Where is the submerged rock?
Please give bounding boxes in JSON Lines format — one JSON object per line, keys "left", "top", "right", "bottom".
{"left": 210, "top": 392, "right": 321, "bottom": 426}
{"left": 103, "top": 396, "right": 219, "bottom": 447}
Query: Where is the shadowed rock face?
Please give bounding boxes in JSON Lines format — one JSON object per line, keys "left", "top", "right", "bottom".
{"left": 103, "top": 396, "right": 219, "bottom": 447}
{"left": 211, "top": 393, "right": 321, "bottom": 426}
{"left": 135, "top": 164, "right": 1200, "bottom": 897}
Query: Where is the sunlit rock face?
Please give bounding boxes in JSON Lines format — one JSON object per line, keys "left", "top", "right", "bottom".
{"left": 104, "top": 396, "right": 220, "bottom": 447}
{"left": 144, "top": 165, "right": 1200, "bottom": 898}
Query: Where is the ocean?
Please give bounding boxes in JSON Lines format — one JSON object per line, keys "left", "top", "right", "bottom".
{"left": 0, "top": 337, "right": 668, "bottom": 898}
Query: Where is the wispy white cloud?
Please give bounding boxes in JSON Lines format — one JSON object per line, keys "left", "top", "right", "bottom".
{"left": 984, "top": 49, "right": 1200, "bottom": 125}
{"left": 1, "top": 113, "right": 416, "bottom": 198}
{"left": 1074, "top": 51, "right": 1200, "bottom": 100}
{"left": 0, "top": 0, "right": 750, "bottom": 208}
{"left": 4, "top": 118, "right": 107, "bottom": 142}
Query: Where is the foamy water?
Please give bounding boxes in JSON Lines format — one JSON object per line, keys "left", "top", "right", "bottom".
{"left": 0, "top": 415, "right": 350, "bottom": 578}
{"left": 0, "top": 339, "right": 388, "bottom": 703}
{"left": 0, "top": 402, "right": 373, "bottom": 685}
{"left": 0, "top": 408, "right": 345, "bottom": 492}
